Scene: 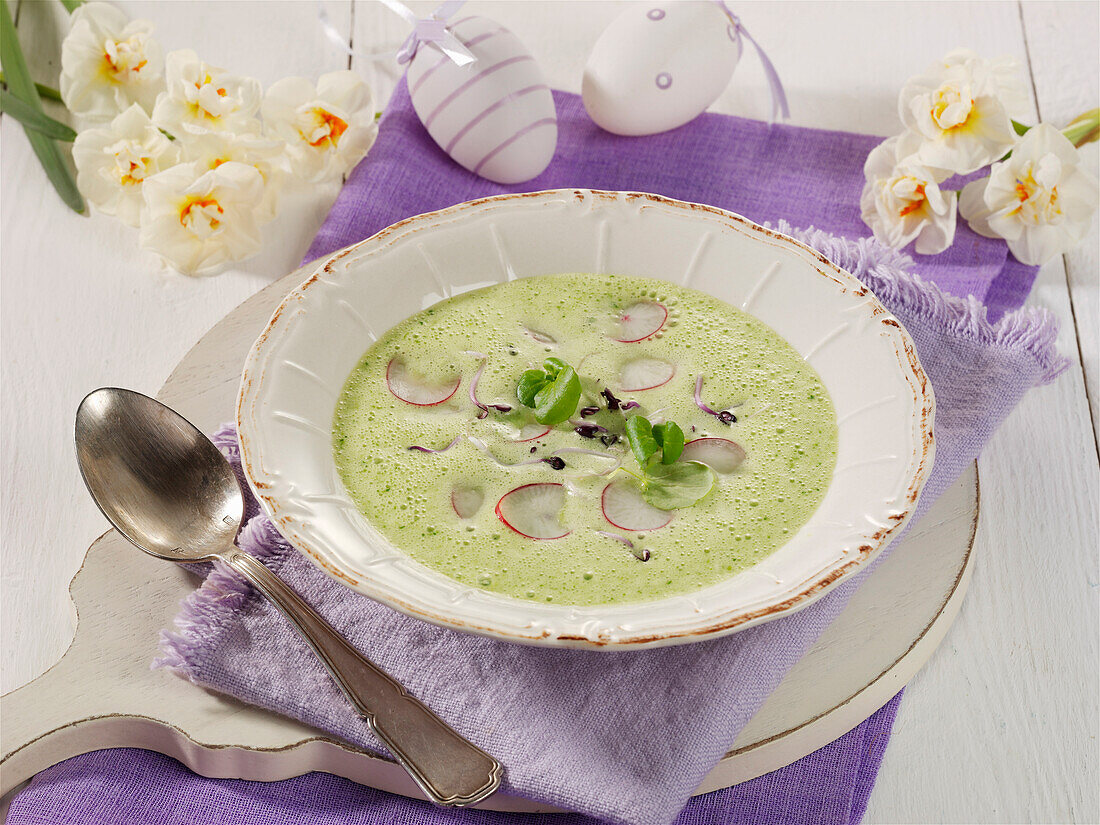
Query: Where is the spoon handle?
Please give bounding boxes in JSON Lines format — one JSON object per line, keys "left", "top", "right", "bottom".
{"left": 221, "top": 550, "right": 503, "bottom": 807}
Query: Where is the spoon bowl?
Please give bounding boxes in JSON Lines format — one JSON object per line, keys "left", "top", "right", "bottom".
{"left": 76, "top": 387, "right": 241, "bottom": 562}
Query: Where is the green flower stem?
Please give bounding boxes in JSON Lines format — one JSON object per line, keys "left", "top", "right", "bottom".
{"left": 1011, "top": 109, "right": 1099, "bottom": 148}
{"left": 1063, "top": 108, "right": 1099, "bottom": 148}
{"left": 0, "top": 71, "right": 63, "bottom": 101}
{"left": 611, "top": 466, "right": 646, "bottom": 485}
{"left": 0, "top": 88, "right": 76, "bottom": 140}
{"left": 0, "top": 0, "right": 85, "bottom": 213}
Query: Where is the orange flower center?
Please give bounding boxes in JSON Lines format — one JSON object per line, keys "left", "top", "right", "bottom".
{"left": 179, "top": 197, "right": 224, "bottom": 229}
{"left": 308, "top": 109, "right": 349, "bottom": 147}
{"left": 120, "top": 160, "right": 148, "bottom": 185}
{"left": 898, "top": 184, "right": 926, "bottom": 217}
{"left": 102, "top": 37, "right": 148, "bottom": 78}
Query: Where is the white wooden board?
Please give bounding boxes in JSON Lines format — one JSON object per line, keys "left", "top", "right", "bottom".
{"left": 0, "top": 264, "right": 978, "bottom": 810}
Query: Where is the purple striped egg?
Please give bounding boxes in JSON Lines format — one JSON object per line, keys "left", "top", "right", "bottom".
{"left": 406, "top": 16, "right": 557, "bottom": 184}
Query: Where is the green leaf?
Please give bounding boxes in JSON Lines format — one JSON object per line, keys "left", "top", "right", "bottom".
{"left": 542, "top": 356, "right": 567, "bottom": 377}
{"left": 0, "top": 89, "right": 76, "bottom": 140}
{"left": 58, "top": 0, "right": 83, "bottom": 12}
{"left": 516, "top": 369, "right": 547, "bottom": 407}
{"left": 1011, "top": 119, "right": 1029, "bottom": 137}
{"left": 533, "top": 366, "right": 581, "bottom": 426}
{"left": 0, "top": 71, "right": 63, "bottom": 101}
{"left": 0, "top": 0, "right": 85, "bottom": 213}
{"left": 625, "top": 416, "right": 658, "bottom": 467}
{"left": 641, "top": 461, "right": 715, "bottom": 510}
{"left": 653, "top": 421, "right": 684, "bottom": 464}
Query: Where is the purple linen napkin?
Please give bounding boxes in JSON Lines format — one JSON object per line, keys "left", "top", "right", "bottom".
{"left": 136, "top": 235, "right": 1062, "bottom": 825}
{"left": 3, "top": 704, "right": 896, "bottom": 825}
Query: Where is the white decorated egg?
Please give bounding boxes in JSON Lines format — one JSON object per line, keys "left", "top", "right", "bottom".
{"left": 406, "top": 16, "right": 557, "bottom": 184}
{"left": 582, "top": 1, "right": 742, "bottom": 136}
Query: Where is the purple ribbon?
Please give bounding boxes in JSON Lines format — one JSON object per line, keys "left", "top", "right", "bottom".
{"left": 716, "top": 2, "right": 790, "bottom": 122}
{"left": 377, "top": 0, "right": 477, "bottom": 67}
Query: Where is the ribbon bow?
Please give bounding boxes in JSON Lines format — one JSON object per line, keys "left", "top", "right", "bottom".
{"left": 716, "top": 2, "right": 790, "bottom": 122}
{"left": 377, "top": 0, "right": 476, "bottom": 67}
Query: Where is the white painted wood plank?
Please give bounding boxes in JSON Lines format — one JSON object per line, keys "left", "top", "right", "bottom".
{"left": 866, "top": 258, "right": 1100, "bottom": 824}
{"left": 866, "top": 4, "right": 1099, "bottom": 819}
{"left": 1021, "top": 0, "right": 1100, "bottom": 447}
{"left": 0, "top": 0, "right": 354, "bottom": 694}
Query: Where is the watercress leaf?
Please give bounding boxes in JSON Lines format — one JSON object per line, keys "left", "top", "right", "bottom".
{"left": 517, "top": 370, "right": 548, "bottom": 408}
{"left": 642, "top": 461, "right": 715, "bottom": 510}
{"left": 658, "top": 421, "right": 684, "bottom": 464}
{"left": 534, "top": 366, "right": 581, "bottom": 425}
{"left": 651, "top": 422, "right": 665, "bottom": 448}
{"left": 542, "top": 356, "right": 567, "bottom": 377}
{"left": 624, "top": 415, "right": 658, "bottom": 467}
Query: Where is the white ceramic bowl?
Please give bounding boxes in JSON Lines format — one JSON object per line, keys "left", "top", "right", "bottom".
{"left": 238, "top": 190, "right": 934, "bottom": 649}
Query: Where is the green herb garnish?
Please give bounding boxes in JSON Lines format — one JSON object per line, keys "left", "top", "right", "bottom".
{"left": 516, "top": 357, "right": 582, "bottom": 426}
{"left": 625, "top": 417, "right": 684, "bottom": 465}
{"left": 624, "top": 415, "right": 659, "bottom": 465}
{"left": 641, "top": 461, "right": 715, "bottom": 509}
{"left": 622, "top": 415, "right": 713, "bottom": 510}
{"left": 652, "top": 421, "right": 684, "bottom": 464}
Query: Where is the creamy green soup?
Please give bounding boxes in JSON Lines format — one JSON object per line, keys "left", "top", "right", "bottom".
{"left": 333, "top": 273, "right": 836, "bottom": 606}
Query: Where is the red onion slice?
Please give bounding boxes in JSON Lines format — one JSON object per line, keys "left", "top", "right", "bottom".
{"left": 408, "top": 436, "right": 461, "bottom": 454}
{"left": 595, "top": 530, "right": 650, "bottom": 561}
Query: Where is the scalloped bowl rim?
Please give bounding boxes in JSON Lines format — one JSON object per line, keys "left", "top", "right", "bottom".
{"left": 237, "top": 189, "right": 935, "bottom": 649}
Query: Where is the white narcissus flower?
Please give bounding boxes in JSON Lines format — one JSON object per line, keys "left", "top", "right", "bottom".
{"left": 941, "top": 49, "right": 1030, "bottom": 119}
{"left": 182, "top": 132, "right": 287, "bottom": 223}
{"left": 861, "top": 133, "right": 957, "bottom": 254}
{"left": 152, "top": 49, "right": 262, "bottom": 136}
{"left": 60, "top": 2, "right": 164, "bottom": 125}
{"left": 899, "top": 49, "right": 1028, "bottom": 175}
{"left": 71, "top": 104, "right": 180, "bottom": 227}
{"left": 140, "top": 161, "right": 265, "bottom": 277}
{"left": 261, "top": 71, "right": 376, "bottom": 183}
{"left": 960, "top": 123, "right": 1099, "bottom": 266}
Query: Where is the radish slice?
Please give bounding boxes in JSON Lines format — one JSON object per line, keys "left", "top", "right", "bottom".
{"left": 511, "top": 423, "right": 552, "bottom": 442}
{"left": 681, "top": 438, "right": 747, "bottom": 474}
{"left": 524, "top": 326, "right": 557, "bottom": 345}
{"left": 496, "top": 483, "right": 570, "bottom": 540}
{"left": 601, "top": 481, "right": 672, "bottom": 531}
{"left": 612, "top": 301, "right": 667, "bottom": 342}
{"left": 386, "top": 358, "right": 459, "bottom": 406}
{"left": 619, "top": 358, "right": 675, "bottom": 391}
{"left": 451, "top": 487, "right": 484, "bottom": 519}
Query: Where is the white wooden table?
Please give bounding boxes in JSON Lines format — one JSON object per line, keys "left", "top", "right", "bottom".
{"left": 2, "top": 1, "right": 1096, "bottom": 821}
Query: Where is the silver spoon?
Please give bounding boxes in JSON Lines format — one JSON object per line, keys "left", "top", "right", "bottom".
{"left": 74, "top": 387, "right": 503, "bottom": 807}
